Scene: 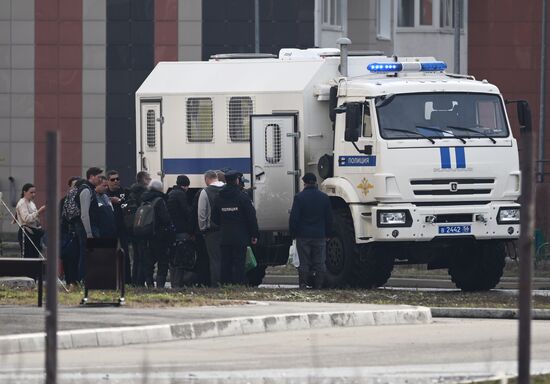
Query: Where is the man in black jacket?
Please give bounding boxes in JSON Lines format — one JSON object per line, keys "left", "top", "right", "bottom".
{"left": 167, "top": 175, "right": 192, "bottom": 287}
{"left": 141, "top": 179, "right": 173, "bottom": 288}
{"left": 212, "top": 170, "right": 259, "bottom": 285}
{"left": 127, "top": 171, "right": 151, "bottom": 286}
{"left": 289, "top": 173, "right": 333, "bottom": 289}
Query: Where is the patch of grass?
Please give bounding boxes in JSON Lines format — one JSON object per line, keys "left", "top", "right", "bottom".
{"left": 1, "top": 285, "right": 550, "bottom": 309}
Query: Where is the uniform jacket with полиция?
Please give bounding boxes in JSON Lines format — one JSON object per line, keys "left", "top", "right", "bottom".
{"left": 211, "top": 183, "right": 259, "bottom": 246}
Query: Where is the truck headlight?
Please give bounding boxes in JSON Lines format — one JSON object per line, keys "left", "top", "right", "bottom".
{"left": 377, "top": 210, "right": 412, "bottom": 227}
{"left": 497, "top": 207, "right": 520, "bottom": 224}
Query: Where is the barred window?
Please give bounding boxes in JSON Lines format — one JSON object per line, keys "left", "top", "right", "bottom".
{"left": 228, "top": 96, "right": 253, "bottom": 142}
{"left": 187, "top": 98, "right": 214, "bottom": 142}
{"left": 146, "top": 109, "right": 156, "bottom": 148}
{"left": 265, "top": 124, "right": 281, "bottom": 164}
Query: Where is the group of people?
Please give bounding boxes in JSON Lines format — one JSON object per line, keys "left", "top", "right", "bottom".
{"left": 13, "top": 165, "right": 333, "bottom": 290}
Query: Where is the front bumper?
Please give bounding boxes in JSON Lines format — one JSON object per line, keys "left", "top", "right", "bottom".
{"left": 358, "top": 202, "right": 520, "bottom": 242}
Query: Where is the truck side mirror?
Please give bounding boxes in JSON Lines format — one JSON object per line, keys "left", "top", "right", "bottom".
{"left": 517, "top": 100, "right": 532, "bottom": 131}
{"left": 344, "top": 102, "right": 362, "bottom": 142}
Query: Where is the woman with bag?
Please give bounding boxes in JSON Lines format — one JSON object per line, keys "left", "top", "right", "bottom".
{"left": 15, "top": 183, "right": 46, "bottom": 258}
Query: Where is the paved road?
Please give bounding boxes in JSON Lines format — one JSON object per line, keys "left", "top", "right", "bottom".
{"left": 2, "top": 318, "right": 550, "bottom": 383}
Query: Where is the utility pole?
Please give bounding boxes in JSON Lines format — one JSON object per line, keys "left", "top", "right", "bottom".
{"left": 538, "top": 0, "right": 547, "bottom": 182}
{"left": 45, "top": 131, "right": 59, "bottom": 384}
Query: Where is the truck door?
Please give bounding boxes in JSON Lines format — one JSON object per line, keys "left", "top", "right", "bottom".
{"left": 251, "top": 114, "right": 299, "bottom": 231}
{"left": 139, "top": 101, "right": 164, "bottom": 181}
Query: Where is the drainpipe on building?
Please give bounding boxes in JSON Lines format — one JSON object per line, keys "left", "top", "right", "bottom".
{"left": 254, "top": 0, "right": 260, "bottom": 53}
{"left": 538, "top": 0, "right": 547, "bottom": 183}
{"left": 453, "top": 0, "right": 460, "bottom": 73}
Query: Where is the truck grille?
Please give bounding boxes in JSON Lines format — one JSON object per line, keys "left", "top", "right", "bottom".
{"left": 410, "top": 178, "right": 495, "bottom": 196}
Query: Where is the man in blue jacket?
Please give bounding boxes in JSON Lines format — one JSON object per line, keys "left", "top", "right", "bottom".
{"left": 289, "top": 173, "right": 333, "bottom": 289}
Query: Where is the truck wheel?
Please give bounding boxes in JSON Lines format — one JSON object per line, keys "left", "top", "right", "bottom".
{"left": 324, "top": 208, "right": 358, "bottom": 288}
{"left": 353, "top": 244, "right": 394, "bottom": 289}
{"left": 448, "top": 241, "right": 506, "bottom": 292}
{"left": 246, "top": 265, "right": 267, "bottom": 287}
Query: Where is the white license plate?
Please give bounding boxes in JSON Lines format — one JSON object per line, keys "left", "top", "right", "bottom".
{"left": 438, "top": 225, "right": 471, "bottom": 234}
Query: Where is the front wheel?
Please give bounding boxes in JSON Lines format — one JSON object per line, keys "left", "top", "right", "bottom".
{"left": 448, "top": 241, "right": 506, "bottom": 292}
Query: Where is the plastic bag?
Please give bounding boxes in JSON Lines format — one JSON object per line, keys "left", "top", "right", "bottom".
{"left": 245, "top": 246, "right": 257, "bottom": 272}
{"left": 289, "top": 240, "right": 299, "bottom": 268}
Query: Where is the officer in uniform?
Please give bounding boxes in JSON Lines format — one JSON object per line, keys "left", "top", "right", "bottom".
{"left": 212, "top": 170, "right": 259, "bottom": 285}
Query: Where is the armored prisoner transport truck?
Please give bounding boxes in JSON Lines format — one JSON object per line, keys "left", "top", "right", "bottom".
{"left": 136, "top": 41, "right": 529, "bottom": 291}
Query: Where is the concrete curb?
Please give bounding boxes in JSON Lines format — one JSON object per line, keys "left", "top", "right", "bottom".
{"left": 0, "top": 307, "right": 431, "bottom": 354}
{"left": 431, "top": 307, "right": 550, "bottom": 320}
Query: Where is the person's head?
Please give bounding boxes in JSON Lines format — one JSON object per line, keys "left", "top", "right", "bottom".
{"left": 302, "top": 173, "right": 317, "bottom": 186}
{"left": 216, "top": 170, "right": 225, "bottom": 183}
{"left": 21, "top": 183, "right": 36, "bottom": 200}
{"left": 148, "top": 179, "right": 164, "bottom": 192}
{"left": 86, "top": 167, "right": 103, "bottom": 186}
{"left": 176, "top": 175, "right": 190, "bottom": 191}
{"left": 106, "top": 170, "right": 120, "bottom": 190}
{"left": 95, "top": 175, "right": 108, "bottom": 194}
{"left": 224, "top": 170, "right": 242, "bottom": 186}
{"left": 136, "top": 171, "right": 151, "bottom": 186}
{"left": 67, "top": 176, "right": 81, "bottom": 189}
{"left": 204, "top": 170, "right": 218, "bottom": 186}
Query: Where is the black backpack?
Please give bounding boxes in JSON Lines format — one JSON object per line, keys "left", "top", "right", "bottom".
{"left": 133, "top": 197, "right": 161, "bottom": 238}
{"left": 122, "top": 197, "right": 140, "bottom": 232}
{"left": 61, "top": 187, "right": 81, "bottom": 222}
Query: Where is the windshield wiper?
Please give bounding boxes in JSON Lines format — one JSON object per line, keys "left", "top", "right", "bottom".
{"left": 447, "top": 125, "right": 497, "bottom": 144}
{"left": 383, "top": 128, "right": 435, "bottom": 144}
{"left": 415, "top": 125, "right": 466, "bottom": 144}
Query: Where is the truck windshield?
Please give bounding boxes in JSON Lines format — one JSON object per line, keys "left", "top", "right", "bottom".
{"left": 376, "top": 92, "right": 509, "bottom": 141}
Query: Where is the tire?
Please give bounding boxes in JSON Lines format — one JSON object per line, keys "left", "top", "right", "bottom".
{"left": 324, "top": 209, "right": 357, "bottom": 288}
{"left": 246, "top": 265, "right": 267, "bottom": 287}
{"left": 448, "top": 241, "right": 506, "bottom": 292}
{"left": 352, "top": 244, "right": 394, "bottom": 289}
{"left": 324, "top": 208, "right": 394, "bottom": 289}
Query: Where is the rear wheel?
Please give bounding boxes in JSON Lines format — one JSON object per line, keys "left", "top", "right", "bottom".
{"left": 448, "top": 241, "right": 506, "bottom": 291}
{"left": 246, "top": 265, "right": 267, "bottom": 287}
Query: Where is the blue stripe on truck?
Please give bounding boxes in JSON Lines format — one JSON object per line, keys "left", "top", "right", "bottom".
{"left": 455, "top": 147, "right": 466, "bottom": 168}
{"left": 163, "top": 158, "right": 251, "bottom": 175}
{"left": 440, "top": 147, "right": 451, "bottom": 169}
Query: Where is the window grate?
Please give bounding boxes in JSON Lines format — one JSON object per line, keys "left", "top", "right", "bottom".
{"left": 146, "top": 109, "right": 156, "bottom": 148}
{"left": 227, "top": 96, "right": 254, "bottom": 142}
{"left": 187, "top": 98, "right": 214, "bottom": 142}
{"left": 265, "top": 124, "right": 281, "bottom": 164}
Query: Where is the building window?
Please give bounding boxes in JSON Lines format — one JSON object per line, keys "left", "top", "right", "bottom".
{"left": 146, "top": 110, "right": 156, "bottom": 148}
{"left": 377, "top": 0, "right": 391, "bottom": 40}
{"left": 398, "top": 0, "right": 414, "bottom": 27}
{"left": 322, "top": 0, "right": 343, "bottom": 28}
{"left": 440, "top": 0, "right": 464, "bottom": 29}
{"left": 228, "top": 96, "right": 254, "bottom": 142}
{"left": 186, "top": 98, "right": 214, "bottom": 142}
{"left": 420, "top": 0, "right": 433, "bottom": 25}
{"left": 265, "top": 124, "right": 281, "bottom": 164}
{"left": 398, "top": 0, "right": 435, "bottom": 28}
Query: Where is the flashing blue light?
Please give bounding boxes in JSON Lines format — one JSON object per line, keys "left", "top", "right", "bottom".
{"left": 367, "top": 61, "right": 448, "bottom": 73}
{"left": 367, "top": 62, "right": 403, "bottom": 73}
{"left": 420, "top": 61, "right": 447, "bottom": 72}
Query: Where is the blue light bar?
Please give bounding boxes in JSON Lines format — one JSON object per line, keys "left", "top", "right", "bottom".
{"left": 367, "top": 63, "right": 403, "bottom": 73}
{"left": 367, "top": 61, "right": 448, "bottom": 73}
{"left": 420, "top": 61, "right": 447, "bottom": 72}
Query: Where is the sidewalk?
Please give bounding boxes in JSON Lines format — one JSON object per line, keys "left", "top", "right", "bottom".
{"left": 0, "top": 301, "right": 431, "bottom": 354}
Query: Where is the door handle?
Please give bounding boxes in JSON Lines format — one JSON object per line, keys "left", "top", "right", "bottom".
{"left": 287, "top": 170, "right": 300, "bottom": 176}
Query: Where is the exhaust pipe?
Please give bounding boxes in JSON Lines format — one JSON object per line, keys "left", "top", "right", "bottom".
{"left": 337, "top": 37, "right": 352, "bottom": 77}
